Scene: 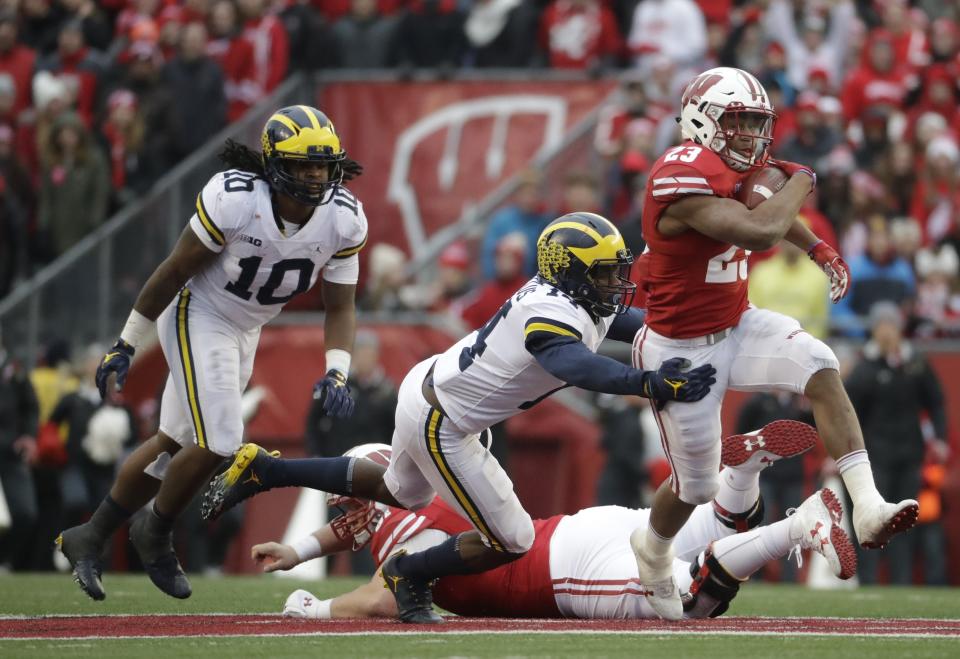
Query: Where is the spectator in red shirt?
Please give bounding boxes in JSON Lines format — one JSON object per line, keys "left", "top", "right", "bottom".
{"left": 928, "top": 18, "right": 959, "bottom": 67}
{"left": 98, "top": 89, "right": 155, "bottom": 211}
{"left": 207, "top": 0, "right": 256, "bottom": 121}
{"left": 538, "top": 0, "right": 622, "bottom": 70}
{"left": 0, "top": 12, "right": 37, "bottom": 117}
{"left": 36, "top": 19, "right": 105, "bottom": 127}
{"left": 910, "top": 135, "right": 960, "bottom": 246}
{"left": 459, "top": 232, "right": 528, "bottom": 330}
{"left": 906, "top": 64, "right": 960, "bottom": 141}
{"left": 876, "top": 0, "right": 929, "bottom": 71}
{"left": 238, "top": 0, "right": 289, "bottom": 94}
{"left": 841, "top": 29, "right": 916, "bottom": 125}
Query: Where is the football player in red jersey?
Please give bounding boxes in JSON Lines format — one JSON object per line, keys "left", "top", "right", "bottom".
{"left": 630, "top": 67, "right": 918, "bottom": 620}
{"left": 252, "top": 427, "right": 856, "bottom": 621}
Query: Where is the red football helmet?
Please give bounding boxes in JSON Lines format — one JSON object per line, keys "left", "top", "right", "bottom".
{"left": 327, "top": 443, "right": 392, "bottom": 550}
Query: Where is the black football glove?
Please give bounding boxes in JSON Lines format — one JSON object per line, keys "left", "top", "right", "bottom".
{"left": 95, "top": 339, "right": 136, "bottom": 399}
{"left": 641, "top": 357, "right": 716, "bottom": 405}
{"left": 312, "top": 369, "right": 356, "bottom": 418}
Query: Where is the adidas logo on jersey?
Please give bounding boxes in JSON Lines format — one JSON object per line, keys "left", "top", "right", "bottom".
{"left": 239, "top": 234, "right": 263, "bottom": 247}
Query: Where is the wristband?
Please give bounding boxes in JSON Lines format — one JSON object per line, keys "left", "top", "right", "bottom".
{"left": 291, "top": 534, "right": 322, "bottom": 562}
{"left": 325, "top": 348, "right": 351, "bottom": 377}
{"left": 807, "top": 239, "right": 824, "bottom": 254}
{"left": 120, "top": 309, "right": 155, "bottom": 349}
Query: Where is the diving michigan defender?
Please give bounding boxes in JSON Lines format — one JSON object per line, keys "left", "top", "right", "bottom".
{"left": 203, "top": 212, "right": 716, "bottom": 623}
{"left": 58, "top": 105, "right": 366, "bottom": 600}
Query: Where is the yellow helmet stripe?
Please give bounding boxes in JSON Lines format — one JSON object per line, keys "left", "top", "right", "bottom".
{"left": 568, "top": 235, "right": 627, "bottom": 267}
{"left": 298, "top": 105, "right": 322, "bottom": 130}
{"left": 270, "top": 113, "right": 301, "bottom": 135}
{"left": 544, "top": 220, "right": 605, "bottom": 244}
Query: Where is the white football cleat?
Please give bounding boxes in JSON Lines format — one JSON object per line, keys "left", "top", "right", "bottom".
{"left": 283, "top": 589, "right": 321, "bottom": 619}
{"left": 790, "top": 488, "right": 857, "bottom": 580}
{"left": 721, "top": 420, "right": 819, "bottom": 472}
{"left": 630, "top": 528, "right": 683, "bottom": 621}
{"left": 852, "top": 498, "right": 920, "bottom": 549}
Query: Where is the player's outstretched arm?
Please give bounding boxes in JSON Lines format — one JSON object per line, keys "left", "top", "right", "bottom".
{"left": 251, "top": 524, "right": 351, "bottom": 573}
{"left": 665, "top": 172, "right": 813, "bottom": 251}
{"left": 95, "top": 226, "right": 218, "bottom": 398}
{"left": 527, "top": 336, "right": 715, "bottom": 403}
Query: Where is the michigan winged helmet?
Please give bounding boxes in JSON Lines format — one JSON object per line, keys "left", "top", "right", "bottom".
{"left": 261, "top": 105, "right": 347, "bottom": 205}
{"left": 537, "top": 212, "right": 636, "bottom": 318}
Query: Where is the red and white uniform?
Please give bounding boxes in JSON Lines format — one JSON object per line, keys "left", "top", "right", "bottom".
{"left": 642, "top": 141, "right": 750, "bottom": 338}
{"left": 367, "top": 497, "right": 732, "bottom": 619}
{"left": 635, "top": 142, "right": 839, "bottom": 505}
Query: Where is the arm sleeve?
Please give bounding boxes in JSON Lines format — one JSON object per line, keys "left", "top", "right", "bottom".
{"left": 649, "top": 163, "right": 715, "bottom": 204}
{"left": 189, "top": 174, "right": 232, "bottom": 253}
{"left": 323, "top": 254, "right": 360, "bottom": 285}
{"left": 606, "top": 307, "right": 646, "bottom": 343}
{"left": 526, "top": 334, "right": 645, "bottom": 395}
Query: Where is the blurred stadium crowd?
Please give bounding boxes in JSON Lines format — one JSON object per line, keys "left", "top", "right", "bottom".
{"left": 1, "top": 0, "right": 958, "bottom": 585}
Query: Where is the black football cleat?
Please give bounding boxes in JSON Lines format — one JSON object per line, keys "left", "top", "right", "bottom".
{"left": 381, "top": 551, "right": 443, "bottom": 624}
{"left": 56, "top": 525, "right": 106, "bottom": 601}
{"left": 201, "top": 443, "right": 279, "bottom": 521}
{"left": 129, "top": 513, "right": 192, "bottom": 599}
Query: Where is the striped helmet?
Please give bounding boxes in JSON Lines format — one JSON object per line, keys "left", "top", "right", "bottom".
{"left": 677, "top": 67, "right": 776, "bottom": 171}
{"left": 261, "top": 105, "right": 346, "bottom": 205}
{"left": 537, "top": 212, "right": 636, "bottom": 318}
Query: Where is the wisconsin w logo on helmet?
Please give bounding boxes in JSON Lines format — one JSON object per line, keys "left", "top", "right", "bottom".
{"left": 537, "top": 212, "right": 636, "bottom": 318}
{"left": 262, "top": 105, "right": 346, "bottom": 206}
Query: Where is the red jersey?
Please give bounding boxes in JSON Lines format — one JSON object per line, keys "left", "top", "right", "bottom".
{"left": 368, "top": 498, "right": 564, "bottom": 618}
{"left": 640, "top": 141, "right": 751, "bottom": 338}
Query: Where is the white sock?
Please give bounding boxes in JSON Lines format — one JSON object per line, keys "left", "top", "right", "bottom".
{"left": 711, "top": 517, "right": 795, "bottom": 580}
{"left": 714, "top": 466, "right": 760, "bottom": 514}
{"left": 837, "top": 451, "right": 883, "bottom": 508}
{"left": 641, "top": 525, "right": 674, "bottom": 561}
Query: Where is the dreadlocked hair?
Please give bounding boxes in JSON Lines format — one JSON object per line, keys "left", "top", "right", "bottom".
{"left": 219, "top": 139, "right": 266, "bottom": 177}
{"left": 218, "top": 138, "right": 364, "bottom": 183}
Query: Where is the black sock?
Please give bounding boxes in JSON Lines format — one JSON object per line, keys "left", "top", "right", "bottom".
{"left": 86, "top": 495, "right": 132, "bottom": 541}
{"left": 144, "top": 502, "right": 175, "bottom": 535}
{"left": 264, "top": 456, "right": 355, "bottom": 495}
{"left": 393, "top": 534, "right": 471, "bottom": 580}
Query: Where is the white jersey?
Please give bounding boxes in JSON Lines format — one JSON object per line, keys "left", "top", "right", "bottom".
{"left": 185, "top": 169, "right": 367, "bottom": 331}
{"left": 431, "top": 277, "right": 615, "bottom": 434}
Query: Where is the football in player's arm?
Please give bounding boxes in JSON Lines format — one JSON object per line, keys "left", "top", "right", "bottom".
{"left": 57, "top": 105, "right": 367, "bottom": 602}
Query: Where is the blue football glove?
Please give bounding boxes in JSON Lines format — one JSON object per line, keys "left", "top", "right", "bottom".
{"left": 641, "top": 357, "right": 716, "bottom": 405}
{"left": 95, "top": 339, "right": 135, "bottom": 400}
{"left": 313, "top": 369, "right": 356, "bottom": 418}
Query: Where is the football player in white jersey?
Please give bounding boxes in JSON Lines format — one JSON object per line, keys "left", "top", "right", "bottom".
{"left": 202, "top": 212, "right": 717, "bottom": 623}
{"left": 57, "top": 105, "right": 368, "bottom": 601}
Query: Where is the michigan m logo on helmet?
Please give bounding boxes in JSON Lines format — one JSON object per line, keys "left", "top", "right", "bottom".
{"left": 536, "top": 212, "right": 636, "bottom": 319}
{"left": 262, "top": 105, "right": 347, "bottom": 206}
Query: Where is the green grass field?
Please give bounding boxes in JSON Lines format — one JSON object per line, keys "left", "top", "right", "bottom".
{"left": 1, "top": 574, "right": 958, "bottom": 658}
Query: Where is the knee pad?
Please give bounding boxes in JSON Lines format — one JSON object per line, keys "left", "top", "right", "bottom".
{"left": 682, "top": 546, "right": 742, "bottom": 618}
{"left": 496, "top": 515, "right": 535, "bottom": 554}
{"left": 143, "top": 451, "right": 174, "bottom": 481}
{"left": 680, "top": 476, "right": 721, "bottom": 505}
